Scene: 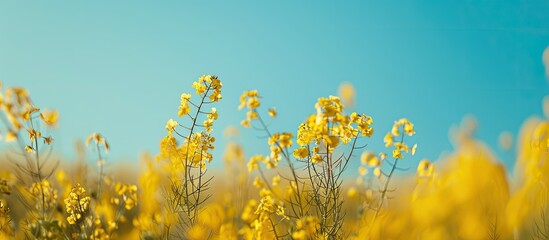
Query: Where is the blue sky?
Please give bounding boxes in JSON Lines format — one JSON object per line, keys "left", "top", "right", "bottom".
{"left": 1, "top": 1, "right": 548, "bottom": 171}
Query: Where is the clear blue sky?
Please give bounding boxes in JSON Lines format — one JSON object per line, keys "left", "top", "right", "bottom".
{"left": 1, "top": 1, "right": 548, "bottom": 171}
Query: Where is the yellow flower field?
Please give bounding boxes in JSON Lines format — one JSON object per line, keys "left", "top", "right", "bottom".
{"left": 1, "top": 68, "right": 549, "bottom": 240}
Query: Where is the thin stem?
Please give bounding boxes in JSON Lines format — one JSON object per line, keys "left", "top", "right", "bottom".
{"left": 256, "top": 113, "right": 305, "bottom": 217}
{"left": 367, "top": 132, "right": 405, "bottom": 236}
{"left": 96, "top": 144, "right": 104, "bottom": 200}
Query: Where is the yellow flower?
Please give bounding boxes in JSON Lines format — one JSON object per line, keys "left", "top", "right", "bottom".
{"left": 27, "top": 129, "right": 41, "bottom": 141}
{"left": 391, "top": 124, "right": 400, "bottom": 136}
{"left": 43, "top": 136, "right": 54, "bottom": 145}
{"left": 180, "top": 93, "right": 191, "bottom": 103}
{"left": 417, "top": 159, "right": 434, "bottom": 177}
{"left": 361, "top": 151, "right": 380, "bottom": 167}
{"left": 247, "top": 155, "right": 264, "bottom": 172}
{"left": 403, "top": 121, "right": 415, "bottom": 136}
{"left": 390, "top": 118, "right": 415, "bottom": 137}
{"left": 4, "top": 131, "right": 17, "bottom": 142}
{"left": 358, "top": 166, "right": 368, "bottom": 176}
{"left": 246, "top": 110, "right": 258, "bottom": 120}
{"left": 269, "top": 145, "right": 282, "bottom": 162}
{"left": 315, "top": 96, "right": 343, "bottom": 118}
{"left": 86, "top": 132, "right": 110, "bottom": 152}
{"left": 338, "top": 82, "right": 355, "bottom": 107}
{"left": 210, "top": 91, "right": 222, "bottom": 102}
{"left": 311, "top": 154, "right": 323, "bottom": 164}
{"left": 384, "top": 132, "right": 393, "bottom": 148}
{"left": 353, "top": 113, "right": 374, "bottom": 137}
{"left": 312, "top": 146, "right": 319, "bottom": 154}
{"left": 392, "top": 149, "right": 403, "bottom": 159}
{"left": 241, "top": 199, "right": 258, "bottom": 223}
{"left": 296, "top": 122, "right": 315, "bottom": 146}
{"left": 186, "top": 224, "right": 208, "bottom": 240}
{"left": 165, "top": 118, "right": 178, "bottom": 135}
{"left": 394, "top": 142, "right": 409, "bottom": 153}
{"left": 208, "top": 76, "right": 223, "bottom": 102}
{"left": 323, "top": 135, "right": 340, "bottom": 148}
{"left": 347, "top": 187, "right": 357, "bottom": 198}
{"left": 203, "top": 119, "right": 214, "bottom": 133}
{"left": 411, "top": 144, "right": 417, "bottom": 155}
{"left": 112, "top": 182, "right": 138, "bottom": 210}
{"left": 276, "top": 205, "right": 288, "bottom": 220}
{"left": 379, "top": 152, "right": 387, "bottom": 160}
{"left": 268, "top": 107, "right": 277, "bottom": 118}
{"left": 240, "top": 119, "right": 251, "bottom": 128}
{"left": 293, "top": 147, "right": 309, "bottom": 159}
{"left": 272, "top": 175, "right": 281, "bottom": 186}
{"left": 64, "top": 184, "right": 90, "bottom": 225}
{"left": 39, "top": 109, "right": 59, "bottom": 127}
{"left": 192, "top": 81, "right": 207, "bottom": 95}
{"left": 208, "top": 107, "right": 218, "bottom": 120}
{"left": 253, "top": 177, "right": 264, "bottom": 188}
{"left": 279, "top": 132, "right": 293, "bottom": 148}
{"left": 293, "top": 216, "right": 321, "bottom": 240}
{"left": 30, "top": 180, "right": 58, "bottom": 211}
{"left": 247, "top": 97, "right": 260, "bottom": 109}
{"left": 25, "top": 145, "right": 34, "bottom": 153}
{"left": 238, "top": 90, "right": 258, "bottom": 110}
{"left": 373, "top": 167, "right": 382, "bottom": 178}
{"left": 178, "top": 102, "right": 191, "bottom": 117}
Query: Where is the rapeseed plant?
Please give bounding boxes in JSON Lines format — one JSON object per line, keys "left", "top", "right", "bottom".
{"left": 156, "top": 75, "right": 222, "bottom": 238}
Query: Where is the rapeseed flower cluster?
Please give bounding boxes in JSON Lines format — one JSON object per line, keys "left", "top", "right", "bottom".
{"left": 64, "top": 184, "right": 90, "bottom": 225}
{"left": 29, "top": 180, "right": 58, "bottom": 212}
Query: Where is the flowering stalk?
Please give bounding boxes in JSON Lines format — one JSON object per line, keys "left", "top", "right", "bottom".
{"left": 0, "top": 84, "right": 61, "bottom": 238}
{"left": 160, "top": 75, "right": 222, "bottom": 237}
{"left": 366, "top": 118, "right": 416, "bottom": 235}
{"left": 240, "top": 92, "right": 374, "bottom": 239}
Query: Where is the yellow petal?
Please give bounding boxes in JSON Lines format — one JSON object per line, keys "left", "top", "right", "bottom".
{"left": 40, "top": 110, "right": 59, "bottom": 127}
